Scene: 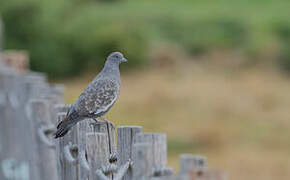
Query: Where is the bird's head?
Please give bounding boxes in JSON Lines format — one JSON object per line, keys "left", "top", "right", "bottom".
{"left": 107, "top": 52, "right": 127, "bottom": 65}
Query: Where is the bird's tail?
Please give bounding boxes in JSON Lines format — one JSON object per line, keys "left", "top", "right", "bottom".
{"left": 54, "top": 113, "right": 78, "bottom": 138}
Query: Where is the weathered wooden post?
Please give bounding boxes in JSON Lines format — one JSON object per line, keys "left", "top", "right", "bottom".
{"left": 38, "top": 83, "right": 64, "bottom": 121}
{"left": 179, "top": 154, "right": 207, "bottom": 174}
{"left": 76, "top": 120, "right": 117, "bottom": 180}
{"left": 53, "top": 84, "right": 65, "bottom": 102}
{"left": 132, "top": 143, "right": 153, "bottom": 179}
{"left": 85, "top": 132, "right": 111, "bottom": 180}
{"left": 53, "top": 104, "right": 70, "bottom": 179}
{"left": 0, "top": 70, "right": 42, "bottom": 180}
{"left": 77, "top": 119, "right": 95, "bottom": 180}
{"left": 23, "top": 73, "right": 47, "bottom": 100}
{"left": 56, "top": 112, "right": 78, "bottom": 180}
{"left": 47, "top": 84, "right": 65, "bottom": 104}
{"left": 27, "top": 99, "right": 58, "bottom": 180}
{"left": 92, "top": 122, "right": 117, "bottom": 159}
{"left": 117, "top": 126, "right": 142, "bottom": 180}
{"left": 53, "top": 104, "right": 70, "bottom": 125}
{"left": 134, "top": 133, "right": 172, "bottom": 177}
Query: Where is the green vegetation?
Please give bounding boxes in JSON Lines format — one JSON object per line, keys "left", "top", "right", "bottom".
{"left": 1, "top": 0, "right": 290, "bottom": 77}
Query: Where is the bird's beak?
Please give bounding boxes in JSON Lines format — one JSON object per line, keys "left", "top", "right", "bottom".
{"left": 121, "top": 57, "right": 127, "bottom": 63}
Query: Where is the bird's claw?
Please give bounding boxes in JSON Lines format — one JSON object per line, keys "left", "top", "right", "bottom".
{"left": 89, "top": 120, "right": 106, "bottom": 127}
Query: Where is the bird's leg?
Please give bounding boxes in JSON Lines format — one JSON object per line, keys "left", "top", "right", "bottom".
{"left": 100, "top": 116, "right": 114, "bottom": 127}
{"left": 93, "top": 118, "right": 102, "bottom": 124}
{"left": 90, "top": 118, "right": 105, "bottom": 127}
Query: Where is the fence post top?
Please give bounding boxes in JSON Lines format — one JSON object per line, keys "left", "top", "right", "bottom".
{"left": 24, "top": 71, "right": 47, "bottom": 81}
{"left": 133, "top": 142, "right": 152, "bottom": 148}
{"left": 0, "top": 67, "right": 18, "bottom": 76}
{"left": 86, "top": 132, "right": 108, "bottom": 138}
{"left": 28, "top": 98, "right": 49, "bottom": 105}
{"left": 57, "top": 112, "right": 67, "bottom": 120}
{"left": 180, "top": 154, "right": 207, "bottom": 160}
{"left": 136, "top": 132, "right": 166, "bottom": 136}
{"left": 51, "top": 84, "right": 65, "bottom": 92}
{"left": 53, "top": 104, "right": 71, "bottom": 111}
{"left": 134, "top": 133, "right": 167, "bottom": 142}
{"left": 117, "top": 125, "right": 142, "bottom": 129}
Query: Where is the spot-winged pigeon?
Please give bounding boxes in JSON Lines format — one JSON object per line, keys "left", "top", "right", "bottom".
{"left": 55, "top": 52, "right": 127, "bottom": 138}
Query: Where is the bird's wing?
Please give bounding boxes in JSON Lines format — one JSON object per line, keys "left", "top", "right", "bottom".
{"left": 74, "top": 78, "right": 120, "bottom": 117}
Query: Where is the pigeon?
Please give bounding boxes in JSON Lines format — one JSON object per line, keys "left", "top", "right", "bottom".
{"left": 55, "top": 52, "right": 127, "bottom": 138}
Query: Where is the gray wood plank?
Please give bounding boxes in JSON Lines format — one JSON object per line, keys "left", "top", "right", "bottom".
{"left": 91, "top": 122, "right": 117, "bottom": 157}
{"left": 56, "top": 112, "right": 78, "bottom": 180}
{"left": 117, "top": 126, "right": 142, "bottom": 180}
{"left": 77, "top": 119, "right": 95, "bottom": 180}
{"left": 132, "top": 143, "right": 153, "bottom": 179}
{"left": 96, "top": 122, "right": 116, "bottom": 180}
{"left": 86, "top": 132, "right": 110, "bottom": 180}
{"left": 0, "top": 71, "right": 42, "bottom": 180}
{"left": 27, "top": 99, "right": 58, "bottom": 180}
{"left": 179, "top": 154, "right": 207, "bottom": 175}
{"left": 134, "top": 133, "right": 167, "bottom": 172}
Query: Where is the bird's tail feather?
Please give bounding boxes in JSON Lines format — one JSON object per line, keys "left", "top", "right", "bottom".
{"left": 55, "top": 115, "right": 77, "bottom": 138}
{"left": 54, "top": 120, "right": 70, "bottom": 138}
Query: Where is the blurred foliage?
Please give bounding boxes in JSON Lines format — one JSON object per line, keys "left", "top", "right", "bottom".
{"left": 275, "top": 23, "right": 290, "bottom": 72}
{"left": 0, "top": 0, "right": 149, "bottom": 77}
{"left": 0, "top": 0, "right": 290, "bottom": 77}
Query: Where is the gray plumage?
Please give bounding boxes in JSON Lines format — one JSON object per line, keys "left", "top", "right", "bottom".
{"left": 55, "top": 52, "right": 127, "bottom": 138}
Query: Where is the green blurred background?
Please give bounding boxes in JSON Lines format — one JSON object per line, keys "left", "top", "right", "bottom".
{"left": 1, "top": 0, "right": 290, "bottom": 179}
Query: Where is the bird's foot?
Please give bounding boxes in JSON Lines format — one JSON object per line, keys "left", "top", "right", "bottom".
{"left": 90, "top": 118, "right": 106, "bottom": 126}
{"left": 93, "top": 118, "right": 100, "bottom": 123}
{"left": 100, "top": 116, "right": 114, "bottom": 127}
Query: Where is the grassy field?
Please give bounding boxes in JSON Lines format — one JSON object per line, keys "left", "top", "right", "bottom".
{"left": 59, "top": 54, "right": 290, "bottom": 180}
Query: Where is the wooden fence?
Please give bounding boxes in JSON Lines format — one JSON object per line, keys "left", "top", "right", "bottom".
{"left": 0, "top": 64, "right": 227, "bottom": 180}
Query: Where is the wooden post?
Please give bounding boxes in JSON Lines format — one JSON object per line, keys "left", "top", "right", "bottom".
{"left": 92, "top": 122, "right": 117, "bottom": 158}
{"left": 56, "top": 112, "right": 78, "bottom": 180}
{"left": 0, "top": 71, "right": 41, "bottom": 180}
{"left": 179, "top": 154, "right": 207, "bottom": 175}
{"left": 54, "top": 104, "right": 70, "bottom": 114}
{"left": 77, "top": 119, "right": 95, "bottom": 180}
{"left": 77, "top": 120, "right": 117, "bottom": 180}
{"left": 134, "top": 133, "right": 168, "bottom": 174}
{"left": 39, "top": 84, "right": 65, "bottom": 105}
{"left": 132, "top": 143, "right": 153, "bottom": 179}
{"left": 86, "top": 132, "right": 110, "bottom": 180}
{"left": 27, "top": 99, "right": 58, "bottom": 180}
{"left": 117, "top": 126, "right": 142, "bottom": 180}
{"left": 23, "top": 73, "right": 47, "bottom": 100}
{"left": 50, "top": 84, "right": 65, "bottom": 104}
{"left": 52, "top": 104, "right": 70, "bottom": 125}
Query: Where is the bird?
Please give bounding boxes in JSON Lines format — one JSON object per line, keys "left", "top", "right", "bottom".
{"left": 55, "top": 52, "right": 127, "bottom": 138}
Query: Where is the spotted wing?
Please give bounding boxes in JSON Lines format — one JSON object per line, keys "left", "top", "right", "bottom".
{"left": 75, "top": 78, "right": 119, "bottom": 117}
